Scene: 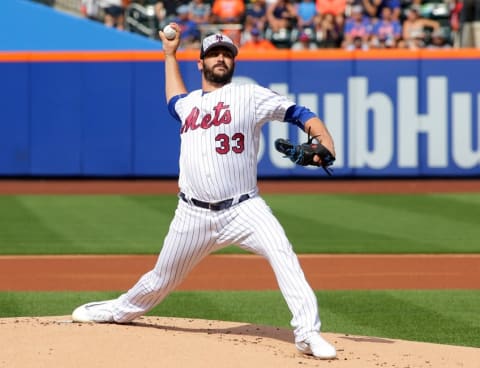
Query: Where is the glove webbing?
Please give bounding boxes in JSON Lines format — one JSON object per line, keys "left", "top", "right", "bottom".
{"left": 285, "top": 146, "right": 304, "bottom": 165}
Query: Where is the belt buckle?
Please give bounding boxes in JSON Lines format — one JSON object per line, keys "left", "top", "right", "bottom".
{"left": 180, "top": 192, "right": 248, "bottom": 211}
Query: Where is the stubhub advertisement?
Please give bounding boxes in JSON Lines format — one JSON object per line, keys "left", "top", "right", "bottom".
{"left": 0, "top": 52, "right": 479, "bottom": 177}
{"left": 235, "top": 56, "right": 480, "bottom": 177}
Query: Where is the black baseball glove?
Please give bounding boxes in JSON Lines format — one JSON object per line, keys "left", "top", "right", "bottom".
{"left": 274, "top": 133, "right": 335, "bottom": 175}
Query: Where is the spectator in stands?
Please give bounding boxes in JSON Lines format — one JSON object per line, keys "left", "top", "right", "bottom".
{"left": 241, "top": 28, "right": 277, "bottom": 49}
{"left": 360, "top": 0, "right": 400, "bottom": 21}
{"left": 163, "top": 0, "right": 190, "bottom": 18}
{"left": 459, "top": 0, "right": 480, "bottom": 47}
{"left": 371, "top": 6, "right": 401, "bottom": 47}
{"left": 449, "top": 0, "right": 463, "bottom": 46}
{"left": 173, "top": 4, "right": 201, "bottom": 49}
{"left": 313, "top": 12, "right": 343, "bottom": 47}
{"left": 316, "top": 0, "right": 346, "bottom": 17}
{"left": 188, "top": 0, "right": 211, "bottom": 25}
{"left": 406, "top": 29, "right": 427, "bottom": 49}
{"left": 130, "top": 0, "right": 168, "bottom": 30}
{"left": 345, "top": 0, "right": 368, "bottom": 17}
{"left": 427, "top": 28, "right": 452, "bottom": 49}
{"left": 375, "top": 35, "right": 396, "bottom": 48}
{"left": 296, "top": 0, "right": 318, "bottom": 30}
{"left": 153, "top": 1, "right": 167, "bottom": 29}
{"left": 209, "top": 0, "right": 245, "bottom": 46}
{"left": 245, "top": 0, "right": 268, "bottom": 33}
{"left": 101, "top": 0, "right": 126, "bottom": 30}
{"left": 343, "top": 5, "right": 372, "bottom": 48}
{"left": 380, "top": 0, "right": 401, "bottom": 20}
{"left": 211, "top": 0, "right": 245, "bottom": 24}
{"left": 266, "top": 0, "right": 298, "bottom": 32}
{"left": 291, "top": 30, "right": 319, "bottom": 49}
{"left": 81, "top": 0, "right": 100, "bottom": 21}
{"left": 399, "top": 0, "right": 421, "bottom": 8}
{"left": 334, "top": 11, "right": 346, "bottom": 38}
{"left": 360, "top": 0, "right": 381, "bottom": 19}
{"left": 346, "top": 35, "right": 369, "bottom": 49}
{"left": 402, "top": 5, "right": 440, "bottom": 49}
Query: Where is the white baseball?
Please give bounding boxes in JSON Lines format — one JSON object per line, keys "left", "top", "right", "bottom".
{"left": 163, "top": 25, "right": 176, "bottom": 40}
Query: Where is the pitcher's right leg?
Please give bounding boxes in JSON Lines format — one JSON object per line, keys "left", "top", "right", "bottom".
{"left": 72, "top": 200, "right": 216, "bottom": 323}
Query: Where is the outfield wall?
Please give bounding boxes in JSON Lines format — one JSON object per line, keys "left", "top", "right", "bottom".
{"left": 0, "top": 49, "right": 479, "bottom": 177}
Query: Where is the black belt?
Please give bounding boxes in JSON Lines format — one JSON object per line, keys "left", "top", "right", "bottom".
{"left": 179, "top": 192, "right": 250, "bottom": 211}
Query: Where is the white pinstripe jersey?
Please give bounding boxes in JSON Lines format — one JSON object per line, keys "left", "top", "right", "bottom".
{"left": 172, "top": 83, "right": 295, "bottom": 202}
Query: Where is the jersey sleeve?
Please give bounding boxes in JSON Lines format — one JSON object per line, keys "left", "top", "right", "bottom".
{"left": 253, "top": 85, "right": 295, "bottom": 125}
{"left": 167, "top": 93, "right": 188, "bottom": 122}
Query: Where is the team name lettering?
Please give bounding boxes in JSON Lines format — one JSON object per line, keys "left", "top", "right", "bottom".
{"left": 181, "top": 102, "right": 232, "bottom": 134}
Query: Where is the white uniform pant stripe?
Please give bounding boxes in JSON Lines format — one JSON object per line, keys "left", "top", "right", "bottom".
{"left": 217, "top": 197, "right": 321, "bottom": 341}
{"left": 112, "top": 201, "right": 215, "bottom": 322}
{"left": 111, "top": 197, "right": 321, "bottom": 343}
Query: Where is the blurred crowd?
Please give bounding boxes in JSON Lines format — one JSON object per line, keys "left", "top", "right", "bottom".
{"left": 76, "top": 0, "right": 480, "bottom": 50}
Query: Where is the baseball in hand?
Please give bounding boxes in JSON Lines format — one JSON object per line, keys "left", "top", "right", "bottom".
{"left": 163, "top": 25, "right": 176, "bottom": 40}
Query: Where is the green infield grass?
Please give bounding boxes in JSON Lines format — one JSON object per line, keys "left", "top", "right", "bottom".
{"left": 0, "top": 290, "right": 479, "bottom": 348}
{"left": 1, "top": 194, "right": 480, "bottom": 254}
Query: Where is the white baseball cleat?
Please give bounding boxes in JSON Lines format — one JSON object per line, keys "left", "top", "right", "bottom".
{"left": 71, "top": 300, "right": 116, "bottom": 323}
{"left": 296, "top": 334, "right": 337, "bottom": 359}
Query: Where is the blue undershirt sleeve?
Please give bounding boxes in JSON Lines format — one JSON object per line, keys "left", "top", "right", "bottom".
{"left": 167, "top": 94, "right": 188, "bottom": 122}
{"left": 284, "top": 105, "right": 316, "bottom": 130}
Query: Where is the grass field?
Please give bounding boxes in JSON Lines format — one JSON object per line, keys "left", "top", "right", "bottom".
{"left": 1, "top": 290, "right": 479, "bottom": 347}
{"left": 1, "top": 194, "right": 480, "bottom": 254}
{"left": 1, "top": 193, "right": 479, "bottom": 348}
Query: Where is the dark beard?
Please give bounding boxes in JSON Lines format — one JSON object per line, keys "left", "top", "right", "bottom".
{"left": 203, "top": 62, "right": 235, "bottom": 85}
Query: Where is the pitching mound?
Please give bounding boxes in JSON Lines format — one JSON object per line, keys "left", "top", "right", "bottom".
{"left": 1, "top": 316, "right": 478, "bottom": 368}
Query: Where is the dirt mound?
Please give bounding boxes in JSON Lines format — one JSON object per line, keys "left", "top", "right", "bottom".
{"left": 1, "top": 316, "right": 478, "bottom": 368}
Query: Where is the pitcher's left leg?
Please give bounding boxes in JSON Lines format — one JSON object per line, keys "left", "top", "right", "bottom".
{"left": 229, "top": 197, "right": 335, "bottom": 358}
{"left": 228, "top": 197, "right": 321, "bottom": 341}
{"left": 262, "top": 232, "right": 321, "bottom": 342}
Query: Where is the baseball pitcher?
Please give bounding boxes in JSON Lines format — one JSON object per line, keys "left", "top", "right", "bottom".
{"left": 72, "top": 23, "right": 337, "bottom": 359}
